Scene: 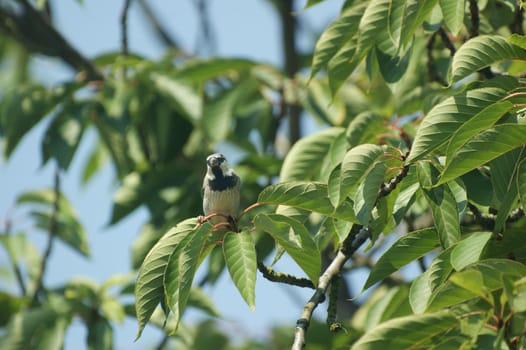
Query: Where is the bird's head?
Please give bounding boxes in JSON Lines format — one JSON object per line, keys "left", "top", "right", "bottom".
{"left": 206, "top": 153, "right": 233, "bottom": 178}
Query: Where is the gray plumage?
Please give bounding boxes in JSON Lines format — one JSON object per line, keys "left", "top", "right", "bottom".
{"left": 202, "top": 153, "right": 240, "bottom": 219}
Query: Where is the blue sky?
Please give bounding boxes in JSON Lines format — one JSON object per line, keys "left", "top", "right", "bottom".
{"left": 0, "top": 1, "right": 347, "bottom": 348}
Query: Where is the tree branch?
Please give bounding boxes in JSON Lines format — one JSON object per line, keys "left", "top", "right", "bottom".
{"left": 30, "top": 168, "right": 60, "bottom": 307}
{"left": 0, "top": 0, "right": 103, "bottom": 82}
{"left": 291, "top": 149, "right": 411, "bottom": 349}
{"left": 257, "top": 261, "right": 315, "bottom": 289}
{"left": 277, "top": 0, "right": 301, "bottom": 145}
{"left": 121, "top": 0, "right": 133, "bottom": 56}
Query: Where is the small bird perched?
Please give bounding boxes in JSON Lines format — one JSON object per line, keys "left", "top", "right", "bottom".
{"left": 202, "top": 153, "right": 240, "bottom": 225}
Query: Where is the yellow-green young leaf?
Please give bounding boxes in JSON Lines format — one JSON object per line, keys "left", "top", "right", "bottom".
{"left": 407, "top": 85, "right": 514, "bottom": 163}
{"left": 450, "top": 232, "right": 493, "bottom": 271}
{"left": 163, "top": 221, "right": 212, "bottom": 334}
{"left": 350, "top": 311, "right": 458, "bottom": 350}
{"left": 450, "top": 35, "right": 526, "bottom": 84}
{"left": 280, "top": 127, "right": 345, "bottom": 181}
{"left": 174, "top": 58, "right": 255, "bottom": 84}
{"left": 417, "top": 162, "right": 460, "bottom": 249}
{"left": 439, "top": 125, "right": 526, "bottom": 185}
{"left": 439, "top": 0, "right": 465, "bottom": 35}
{"left": 445, "top": 101, "right": 514, "bottom": 168}
{"left": 409, "top": 248, "right": 453, "bottom": 314}
{"left": 362, "top": 228, "right": 439, "bottom": 292}
{"left": 223, "top": 230, "right": 257, "bottom": 311}
{"left": 427, "top": 259, "right": 526, "bottom": 312}
{"left": 134, "top": 218, "right": 206, "bottom": 339}
{"left": 334, "top": 144, "right": 386, "bottom": 206}
{"left": 254, "top": 214, "right": 321, "bottom": 283}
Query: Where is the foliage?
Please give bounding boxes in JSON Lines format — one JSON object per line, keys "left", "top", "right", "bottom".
{"left": 1, "top": 0, "right": 526, "bottom": 349}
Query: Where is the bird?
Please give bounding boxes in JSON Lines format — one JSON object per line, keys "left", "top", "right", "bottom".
{"left": 202, "top": 153, "right": 240, "bottom": 226}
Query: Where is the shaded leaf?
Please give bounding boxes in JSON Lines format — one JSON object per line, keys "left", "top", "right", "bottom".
{"left": 151, "top": 73, "right": 201, "bottom": 122}
{"left": 362, "top": 228, "right": 439, "bottom": 292}
{"left": 518, "top": 159, "right": 526, "bottom": 208}
{"left": 409, "top": 248, "right": 453, "bottom": 314}
{"left": 223, "top": 230, "right": 257, "bottom": 311}
{"left": 345, "top": 111, "right": 388, "bottom": 148}
{"left": 417, "top": 162, "right": 461, "bottom": 248}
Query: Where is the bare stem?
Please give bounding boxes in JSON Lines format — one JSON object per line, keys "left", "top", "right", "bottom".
{"left": 30, "top": 168, "right": 60, "bottom": 307}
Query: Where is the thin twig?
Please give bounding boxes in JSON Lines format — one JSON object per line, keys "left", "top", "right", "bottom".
{"left": 30, "top": 168, "right": 60, "bottom": 307}
{"left": 121, "top": 0, "right": 133, "bottom": 56}
{"left": 137, "top": 0, "right": 179, "bottom": 49}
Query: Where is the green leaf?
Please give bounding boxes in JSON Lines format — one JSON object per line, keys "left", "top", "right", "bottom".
{"left": 439, "top": 0, "right": 465, "bottom": 35}
{"left": 163, "top": 221, "right": 212, "bottom": 333}
{"left": 280, "top": 127, "right": 344, "bottom": 181}
{"left": 450, "top": 232, "right": 493, "bottom": 271}
{"left": 223, "top": 230, "right": 257, "bottom": 311}
{"left": 0, "top": 84, "right": 65, "bottom": 158}
{"left": 362, "top": 228, "right": 439, "bottom": 292}
{"left": 427, "top": 259, "right": 526, "bottom": 312}
{"left": 450, "top": 35, "right": 526, "bottom": 84}
{"left": 134, "top": 218, "right": 206, "bottom": 339}
{"left": 254, "top": 214, "right": 321, "bottom": 283}
{"left": 258, "top": 181, "right": 357, "bottom": 222}
{"left": 309, "top": 2, "right": 368, "bottom": 81}
{"left": 399, "top": 0, "right": 438, "bottom": 50}
{"left": 445, "top": 101, "right": 514, "bottom": 168}
{"left": 0, "top": 306, "right": 64, "bottom": 350}
{"left": 439, "top": 125, "right": 526, "bottom": 185}
{"left": 87, "top": 318, "right": 113, "bottom": 350}
{"left": 174, "top": 58, "right": 255, "bottom": 83}
{"left": 518, "top": 159, "right": 526, "bottom": 208}
{"left": 336, "top": 144, "right": 386, "bottom": 206}
{"left": 350, "top": 311, "right": 458, "bottom": 350}
{"left": 417, "top": 162, "right": 460, "bottom": 248}
{"left": 345, "top": 111, "right": 388, "bottom": 148}
{"left": 407, "top": 86, "right": 512, "bottom": 163}
{"left": 151, "top": 73, "right": 202, "bottom": 122}
{"left": 187, "top": 287, "right": 220, "bottom": 317}
{"left": 353, "top": 160, "right": 387, "bottom": 224}
{"left": 41, "top": 102, "right": 86, "bottom": 170}
{"left": 410, "top": 248, "right": 453, "bottom": 314}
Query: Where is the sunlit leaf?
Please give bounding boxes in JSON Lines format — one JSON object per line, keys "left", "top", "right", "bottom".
{"left": 408, "top": 85, "right": 513, "bottom": 163}
{"left": 280, "top": 127, "right": 344, "bottom": 181}
{"left": 450, "top": 35, "right": 526, "bottom": 84}
{"left": 345, "top": 111, "right": 388, "bottom": 148}
{"left": 439, "top": 0, "right": 465, "bottom": 35}
{"left": 450, "top": 232, "right": 492, "bottom": 271}
{"left": 439, "top": 125, "right": 526, "bottom": 185}
{"left": 134, "top": 218, "right": 208, "bottom": 339}
{"left": 163, "top": 221, "right": 212, "bottom": 333}
{"left": 258, "top": 181, "right": 357, "bottom": 222}
{"left": 350, "top": 311, "right": 458, "bottom": 350}
{"left": 223, "top": 230, "right": 257, "bottom": 311}
{"left": 254, "top": 214, "right": 321, "bottom": 283}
